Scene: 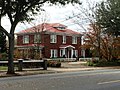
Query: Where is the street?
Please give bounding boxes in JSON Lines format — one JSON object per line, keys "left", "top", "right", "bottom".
{"left": 0, "top": 69, "right": 120, "bottom": 90}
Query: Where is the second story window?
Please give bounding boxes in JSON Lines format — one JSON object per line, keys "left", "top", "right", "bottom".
{"left": 50, "top": 35, "right": 57, "bottom": 43}
{"left": 72, "top": 36, "right": 77, "bottom": 44}
{"left": 62, "top": 36, "right": 66, "bottom": 44}
{"left": 23, "top": 35, "right": 29, "bottom": 44}
{"left": 34, "top": 34, "right": 41, "bottom": 43}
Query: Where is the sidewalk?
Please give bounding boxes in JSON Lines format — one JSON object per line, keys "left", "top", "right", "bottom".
{"left": 0, "top": 61, "right": 120, "bottom": 77}
{"left": 48, "top": 61, "right": 112, "bottom": 72}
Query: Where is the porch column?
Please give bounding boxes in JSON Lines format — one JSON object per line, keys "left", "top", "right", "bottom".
{"left": 26, "top": 48, "right": 29, "bottom": 58}
{"left": 81, "top": 49, "right": 85, "bottom": 58}
{"left": 71, "top": 49, "right": 74, "bottom": 58}
{"left": 63, "top": 48, "right": 66, "bottom": 57}
{"left": 39, "top": 49, "right": 42, "bottom": 59}
{"left": 68, "top": 50, "right": 69, "bottom": 58}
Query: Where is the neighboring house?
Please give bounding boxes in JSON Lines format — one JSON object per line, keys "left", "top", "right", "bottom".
{"left": 16, "top": 23, "right": 82, "bottom": 59}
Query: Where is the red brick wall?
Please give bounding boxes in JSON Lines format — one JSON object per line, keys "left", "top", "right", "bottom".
{"left": 17, "top": 34, "right": 81, "bottom": 58}
{"left": 17, "top": 35, "right": 23, "bottom": 45}
{"left": 42, "top": 34, "right": 62, "bottom": 58}
{"left": 29, "top": 35, "right": 34, "bottom": 44}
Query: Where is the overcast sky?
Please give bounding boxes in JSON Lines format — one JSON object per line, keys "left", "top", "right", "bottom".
{"left": 1, "top": 0, "right": 104, "bottom": 33}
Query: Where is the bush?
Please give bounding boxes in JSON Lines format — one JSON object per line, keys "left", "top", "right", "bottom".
{"left": 0, "top": 53, "right": 8, "bottom": 60}
{"left": 87, "top": 59, "right": 120, "bottom": 67}
{"left": 47, "top": 61, "right": 61, "bottom": 68}
{"left": 87, "top": 60, "right": 94, "bottom": 66}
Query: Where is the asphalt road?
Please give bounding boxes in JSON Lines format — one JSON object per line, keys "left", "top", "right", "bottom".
{"left": 0, "top": 69, "right": 120, "bottom": 90}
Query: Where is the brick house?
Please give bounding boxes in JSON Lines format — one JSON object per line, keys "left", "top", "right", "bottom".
{"left": 16, "top": 23, "right": 82, "bottom": 59}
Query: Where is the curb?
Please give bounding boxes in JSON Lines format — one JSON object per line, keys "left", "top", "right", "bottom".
{"left": 0, "top": 66, "right": 120, "bottom": 78}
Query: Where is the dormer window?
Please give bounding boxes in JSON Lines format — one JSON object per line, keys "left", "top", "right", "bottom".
{"left": 57, "top": 26, "right": 66, "bottom": 30}
{"left": 53, "top": 25, "right": 67, "bottom": 30}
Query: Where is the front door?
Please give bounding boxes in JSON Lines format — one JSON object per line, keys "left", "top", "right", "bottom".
{"left": 67, "top": 49, "right": 72, "bottom": 58}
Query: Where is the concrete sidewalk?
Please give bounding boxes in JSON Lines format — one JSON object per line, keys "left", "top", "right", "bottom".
{"left": 48, "top": 61, "right": 120, "bottom": 72}
{"left": 0, "top": 61, "right": 120, "bottom": 77}
{"left": 48, "top": 67, "right": 102, "bottom": 72}
{"left": 0, "top": 67, "right": 102, "bottom": 77}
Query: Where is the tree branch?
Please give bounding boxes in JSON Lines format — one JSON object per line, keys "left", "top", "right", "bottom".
{"left": 0, "top": 25, "right": 11, "bottom": 38}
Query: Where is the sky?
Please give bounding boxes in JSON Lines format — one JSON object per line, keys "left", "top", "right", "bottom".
{"left": 1, "top": 0, "right": 104, "bottom": 33}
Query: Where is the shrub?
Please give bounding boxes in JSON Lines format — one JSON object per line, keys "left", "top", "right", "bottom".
{"left": 47, "top": 61, "right": 61, "bottom": 68}
{"left": 0, "top": 53, "right": 8, "bottom": 60}
{"left": 87, "top": 59, "right": 120, "bottom": 67}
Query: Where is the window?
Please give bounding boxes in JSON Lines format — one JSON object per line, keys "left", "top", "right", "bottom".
{"left": 57, "top": 26, "right": 66, "bottom": 30}
{"left": 23, "top": 35, "right": 29, "bottom": 44}
{"left": 72, "top": 50, "right": 78, "bottom": 58}
{"left": 34, "top": 34, "right": 41, "bottom": 43}
{"left": 60, "top": 49, "right": 66, "bottom": 57}
{"left": 50, "top": 35, "right": 57, "bottom": 43}
{"left": 62, "top": 36, "right": 66, "bottom": 44}
{"left": 54, "top": 26, "right": 66, "bottom": 30}
{"left": 50, "top": 49, "right": 57, "bottom": 58}
{"left": 72, "top": 36, "right": 77, "bottom": 44}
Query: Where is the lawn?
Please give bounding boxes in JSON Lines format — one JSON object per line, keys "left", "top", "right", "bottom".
{"left": 0, "top": 66, "right": 8, "bottom": 71}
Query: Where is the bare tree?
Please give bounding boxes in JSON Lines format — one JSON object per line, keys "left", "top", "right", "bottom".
{"left": 69, "top": 1, "right": 116, "bottom": 61}
{"left": 28, "top": 11, "right": 49, "bottom": 59}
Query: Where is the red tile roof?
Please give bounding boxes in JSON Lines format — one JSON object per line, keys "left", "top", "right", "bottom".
{"left": 16, "top": 23, "right": 80, "bottom": 35}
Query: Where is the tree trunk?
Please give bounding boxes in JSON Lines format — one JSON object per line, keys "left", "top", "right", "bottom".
{"left": 7, "top": 35, "right": 15, "bottom": 74}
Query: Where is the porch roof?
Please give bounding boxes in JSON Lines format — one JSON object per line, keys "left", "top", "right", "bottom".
{"left": 59, "top": 45, "right": 75, "bottom": 49}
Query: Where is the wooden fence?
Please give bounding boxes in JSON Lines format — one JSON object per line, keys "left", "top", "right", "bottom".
{"left": 0, "top": 59, "right": 47, "bottom": 71}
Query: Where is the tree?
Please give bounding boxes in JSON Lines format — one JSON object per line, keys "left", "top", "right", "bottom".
{"left": 69, "top": 1, "right": 102, "bottom": 60}
{"left": 27, "top": 11, "right": 49, "bottom": 59}
{"left": 0, "top": 0, "right": 81, "bottom": 74}
{"left": 84, "top": 24, "right": 115, "bottom": 61}
{"left": 0, "top": 31, "right": 7, "bottom": 53}
{"left": 95, "top": 0, "right": 120, "bottom": 60}
{"left": 70, "top": 1, "right": 117, "bottom": 61}
{"left": 96, "top": 0, "right": 120, "bottom": 37}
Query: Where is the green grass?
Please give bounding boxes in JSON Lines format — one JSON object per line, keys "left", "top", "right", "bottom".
{"left": 0, "top": 66, "right": 8, "bottom": 71}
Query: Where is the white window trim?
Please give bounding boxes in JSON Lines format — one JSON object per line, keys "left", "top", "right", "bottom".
{"left": 23, "top": 35, "right": 29, "bottom": 44}
{"left": 72, "top": 36, "right": 77, "bottom": 44}
{"left": 62, "top": 36, "right": 66, "bottom": 44}
{"left": 50, "top": 35, "right": 57, "bottom": 43}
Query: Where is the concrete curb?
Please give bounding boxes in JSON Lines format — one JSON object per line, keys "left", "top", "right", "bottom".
{"left": 0, "top": 67, "right": 99, "bottom": 77}
{"left": 0, "top": 63, "right": 120, "bottom": 78}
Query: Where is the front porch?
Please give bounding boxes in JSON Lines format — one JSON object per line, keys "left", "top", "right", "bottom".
{"left": 59, "top": 45, "right": 77, "bottom": 58}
